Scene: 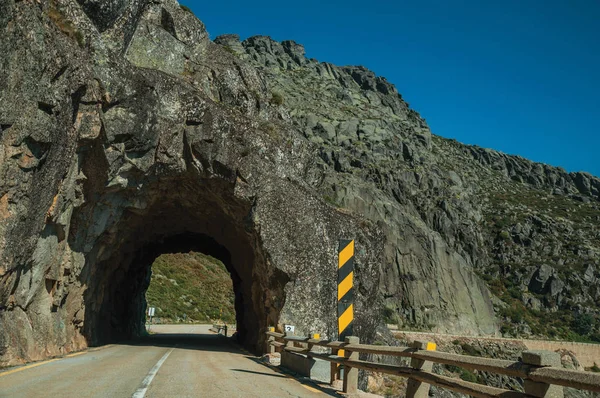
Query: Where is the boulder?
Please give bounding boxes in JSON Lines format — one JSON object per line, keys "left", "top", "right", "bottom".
{"left": 529, "top": 264, "right": 555, "bottom": 294}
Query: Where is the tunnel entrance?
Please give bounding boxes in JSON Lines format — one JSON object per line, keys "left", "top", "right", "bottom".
{"left": 119, "top": 233, "right": 239, "bottom": 336}
{"left": 70, "top": 175, "right": 289, "bottom": 353}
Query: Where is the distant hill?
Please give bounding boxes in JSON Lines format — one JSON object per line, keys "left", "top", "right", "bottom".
{"left": 145, "top": 252, "right": 235, "bottom": 324}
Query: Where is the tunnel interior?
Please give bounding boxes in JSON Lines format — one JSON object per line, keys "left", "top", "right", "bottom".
{"left": 111, "top": 233, "right": 240, "bottom": 336}
{"left": 70, "top": 175, "right": 289, "bottom": 352}
{"left": 141, "top": 233, "right": 237, "bottom": 324}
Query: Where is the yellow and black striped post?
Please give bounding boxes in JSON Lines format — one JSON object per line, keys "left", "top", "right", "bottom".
{"left": 337, "top": 239, "right": 354, "bottom": 341}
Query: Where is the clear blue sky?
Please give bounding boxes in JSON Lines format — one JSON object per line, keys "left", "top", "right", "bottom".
{"left": 182, "top": 0, "right": 600, "bottom": 177}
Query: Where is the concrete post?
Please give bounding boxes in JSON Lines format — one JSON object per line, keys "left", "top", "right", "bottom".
{"left": 343, "top": 336, "right": 359, "bottom": 394}
{"left": 523, "top": 351, "right": 564, "bottom": 398}
{"left": 406, "top": 340, "right": 436, "bottom": 398}
{"left": 285, "top": 331, "right": 294, "bottom": 349}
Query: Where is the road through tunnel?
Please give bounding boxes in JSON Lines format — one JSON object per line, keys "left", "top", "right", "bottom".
{"left": 70, "top": 175, "right": 288, "bottom": 353}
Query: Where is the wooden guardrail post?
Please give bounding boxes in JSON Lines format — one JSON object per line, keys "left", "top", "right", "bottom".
{"left": 343, "top": 336, "right": 359, "bottom": 394}
{"left": 307, "top": 333, "right": 318, "bottom": 358}
{"left": 406, "top": 340, "right": 436, "bottom": 398}
{"left": 523, "top": 351, "right": 564, "bottom": 398}
{"left": 330, "top": 346, "right": 340, "bottom": 384}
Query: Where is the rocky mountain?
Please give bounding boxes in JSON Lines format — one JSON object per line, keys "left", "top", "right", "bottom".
{"left": 0, "top": 0, "right": 599, "bottom": 369}
{"left": 214, "top": 34, "right": 600, "bottom": 340}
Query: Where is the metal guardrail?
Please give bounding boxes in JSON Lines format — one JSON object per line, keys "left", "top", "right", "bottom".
{"left": 265, "top": 330, "right": 600, "bottom": 397}
{"left": 210, "top": 324, "right": 228, "bottom": 336}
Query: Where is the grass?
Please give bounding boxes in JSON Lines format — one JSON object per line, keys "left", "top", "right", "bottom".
{"left": 145, "top": 251, "right": 235, "bottom": 323}
{"left": 486, "top": 189, "right": 600, "bottom": 227}
{"left": 259, "top": 121, "right": 281, "bottom": 141}
{"left": 222, "top": 45, "right": 236, "bottom": 55}
{"left": 323, "top": 194, "right": 344, "bottom": 209}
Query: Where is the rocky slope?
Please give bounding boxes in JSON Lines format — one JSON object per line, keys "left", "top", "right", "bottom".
{"left": 214, "top": 34, "right": 600, "bottom": 341}
{"left": 0, "top": 0, "right": 599, "bottom": 368}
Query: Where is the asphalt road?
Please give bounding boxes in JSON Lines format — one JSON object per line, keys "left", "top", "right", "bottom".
{"left": 0, "top": 324, "right": 331, "bottom": 398}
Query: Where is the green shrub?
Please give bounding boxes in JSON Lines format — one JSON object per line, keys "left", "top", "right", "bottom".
{"left": 270, "top": 91, "right": 284, "bottom": 105}
{"left": 591, "top": 363, "right": 600, "bottom": 373}
{"left": 572, "top": 313, "right": 594, "bottom": 336}
{"left": 445, "top": 364, "right": 460, "bottom": 373}
{"left": 382, "top": 306, "right": 397, "bottom": 324}
{"left": 259, "top": 121, "right": 280, "bottom": 141}
{"left": 499, "top": 305, "right": 524, "bottom": 324}
{"left": 499, "top": 230, "right": 511, "bottom": 241}
{"left": 590, "top": 332, "right": 600, "bottom": 343}
{"left": 508, "top": 286, "right": 522, "bottom": 299}
{"left": 459, "top": 369, "right": 478, "bottom": 383}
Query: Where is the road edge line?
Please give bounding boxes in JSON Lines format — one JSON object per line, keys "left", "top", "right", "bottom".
{"left": 0, "top": 344, "right": 114, "bottom": 378}
{"left": 0, "top": 358, "right": 60, "bottom": 378}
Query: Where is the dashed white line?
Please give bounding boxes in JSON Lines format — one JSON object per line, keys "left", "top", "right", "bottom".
{"left": 132, "top": 348, "right": 174, "bottom": 398}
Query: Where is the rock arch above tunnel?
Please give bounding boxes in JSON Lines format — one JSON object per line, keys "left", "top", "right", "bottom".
{"left": 72, "top": 174, "right": 284, "bottom": 350}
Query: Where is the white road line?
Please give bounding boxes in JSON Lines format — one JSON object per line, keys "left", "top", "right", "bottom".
{"left": 132, "top": 348, "right": 174, "bottom": 398}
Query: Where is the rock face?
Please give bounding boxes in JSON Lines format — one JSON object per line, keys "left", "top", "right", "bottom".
{"left": 0, "top": 0, "right": 383, "bottom": 365}
{"left": 1, "top": 0, "right": 599, "bottom": 367}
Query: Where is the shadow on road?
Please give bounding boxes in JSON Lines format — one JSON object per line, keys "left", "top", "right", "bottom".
{"left": 231, "top": 369, "right": 288, "bottom": 378}
{"left": 244, "top": 356, "right": 341, "bottom": 397}
{"left": 116, "top": 331, "right": 244, "bottom": 354}
{"left": 108, "top": 327, "right": 341, "bottom": 397}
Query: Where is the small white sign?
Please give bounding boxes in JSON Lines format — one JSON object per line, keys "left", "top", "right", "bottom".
{"left": 284, "top": 324, "right": 295, "bottom": 333}
{"left": 148, "top": 307, "right": 156, "bottom": 317}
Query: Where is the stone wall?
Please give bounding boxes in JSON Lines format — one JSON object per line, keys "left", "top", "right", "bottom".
{"left": 397, "top": 330, "right": 600, "bottom": 368}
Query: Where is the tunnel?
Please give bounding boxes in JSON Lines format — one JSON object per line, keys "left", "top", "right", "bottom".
{"left": 68, "top": 173, "right": 289, "bottom": 353}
